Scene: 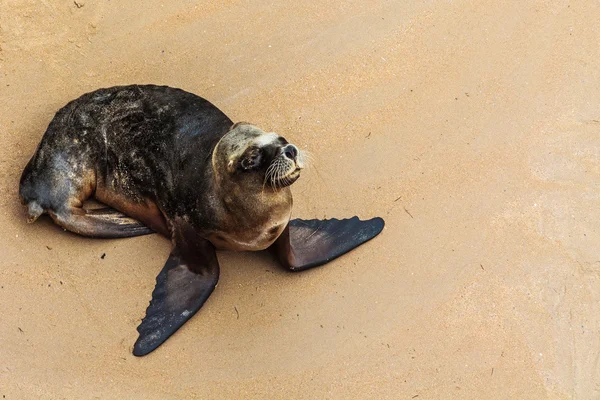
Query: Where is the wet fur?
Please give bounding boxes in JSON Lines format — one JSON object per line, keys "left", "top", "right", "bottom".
{"left": 19, "top": 85, "right": 293, "bottom": 246}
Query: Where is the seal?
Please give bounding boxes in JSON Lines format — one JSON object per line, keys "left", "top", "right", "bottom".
{"left": 19, "top": 85, "right": 384, "bottom": 356}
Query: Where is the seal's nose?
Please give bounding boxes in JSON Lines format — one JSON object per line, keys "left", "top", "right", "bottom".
{"left": 283, "top": 144, "right": 298, "bottom": 160}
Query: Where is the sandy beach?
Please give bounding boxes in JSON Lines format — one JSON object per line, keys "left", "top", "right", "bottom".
{"left": 1, "top": 1, "right": 599, "bottom": 398}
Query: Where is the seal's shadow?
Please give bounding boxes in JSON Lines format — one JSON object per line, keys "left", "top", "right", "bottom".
{"left": 217, "top": 249, "right": 287, "bottom": 277}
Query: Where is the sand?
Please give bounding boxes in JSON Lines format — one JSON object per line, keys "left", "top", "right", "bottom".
{"left": 1, "top": 1, "right": 599, "bottom": 398}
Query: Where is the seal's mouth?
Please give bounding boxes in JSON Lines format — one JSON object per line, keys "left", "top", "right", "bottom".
{"left": 264, "top": 144, "right": 305, "bottom": 189}
{"left": 276, "top": 167, "right": 301, "bottom": 187}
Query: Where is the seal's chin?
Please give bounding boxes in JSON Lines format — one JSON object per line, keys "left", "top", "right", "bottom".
{"left": 265, "top": 159, "right": 302, "bottom": 189}
{"left": 274, "top": 168, "right": 301, "bottom": 188}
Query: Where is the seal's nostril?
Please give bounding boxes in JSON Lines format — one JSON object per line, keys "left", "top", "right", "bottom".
{"left": 283, "top": 145, "right": 298, "bottom": 160}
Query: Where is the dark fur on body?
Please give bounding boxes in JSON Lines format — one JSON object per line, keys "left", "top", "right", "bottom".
{"left": 19, "top": 85, "right": 289, "bottom": 243}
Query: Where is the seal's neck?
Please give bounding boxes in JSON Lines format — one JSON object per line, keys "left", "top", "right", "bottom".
{"left": 222, "top": 181, "right": 291, "bottom": 212}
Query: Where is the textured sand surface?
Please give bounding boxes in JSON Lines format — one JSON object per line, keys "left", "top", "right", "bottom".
{"left": 1, "top": 1, "right": 599, "bottom": 398}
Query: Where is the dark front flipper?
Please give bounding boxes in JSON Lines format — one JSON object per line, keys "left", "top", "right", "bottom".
{"left": 133, "top": 225, "right": 219, "bottom": 356}
{"left": 271, "top": 217, "right": 384, "bottom": 272}
{"left": 51, "top": 207, "right": 154, "bottom": 238}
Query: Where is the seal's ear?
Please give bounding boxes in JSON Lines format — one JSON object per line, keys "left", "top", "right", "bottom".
{"left": 270, "top": 217, "right": 384, "bottom": 272}
{"left": 230, "top": 121, "right": 250, "bottom": 130}
{"left": 133, "top": 223, "right": 219, "bottom": 356}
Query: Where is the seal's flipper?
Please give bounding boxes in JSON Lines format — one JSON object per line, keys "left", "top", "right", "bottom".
{"left": 50, "top": 207, "right": 154, "bottom": 238}
{"left": 271, "top": 216, "right": 384, "bottom": 272}
{"left": 133, "top": 228, "right": 219, "bottom": 356}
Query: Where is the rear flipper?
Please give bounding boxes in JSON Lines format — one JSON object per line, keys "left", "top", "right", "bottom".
{"left": 50, "top": 207, "right": 154, "bottom": 238}
{"left": 270, "top": 216, "right": 384, "bottom": 272}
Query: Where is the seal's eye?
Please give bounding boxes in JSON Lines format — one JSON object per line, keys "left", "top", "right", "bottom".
{"left": 240, "top": 148, "right": 262, "bottom": 170}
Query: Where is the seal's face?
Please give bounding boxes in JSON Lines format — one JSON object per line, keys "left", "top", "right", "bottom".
{"left": 215, "top": 123, "right": 305, "bottom": 190}
{"left": 210, "top": 123, "right": 304, "bottom": 251}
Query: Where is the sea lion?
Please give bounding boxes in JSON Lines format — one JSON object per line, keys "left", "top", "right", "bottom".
{"left": 19, "top": 85, "right": 384, "bottom": 356}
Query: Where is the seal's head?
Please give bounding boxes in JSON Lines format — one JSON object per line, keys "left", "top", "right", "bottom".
{"left": 213, "top": 123, "right": 305, "bottom": 191}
